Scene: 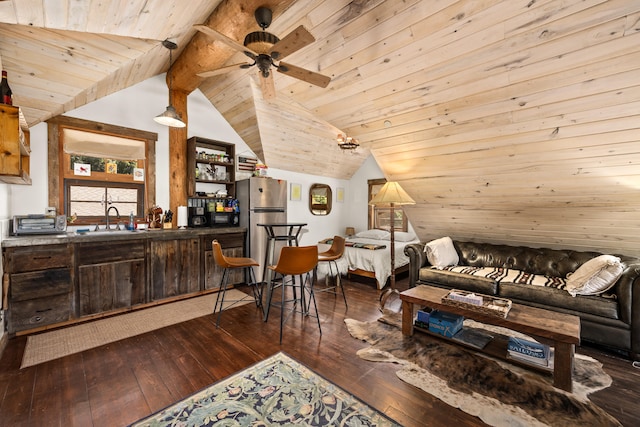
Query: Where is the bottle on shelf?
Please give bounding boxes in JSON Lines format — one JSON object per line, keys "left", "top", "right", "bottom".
{"left": 1, "top": 70, "right": 13, "bottom": 105}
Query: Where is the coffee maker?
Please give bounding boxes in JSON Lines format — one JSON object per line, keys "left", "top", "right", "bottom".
{"left": 187, "top": 199, "right": 208, "bottom": 227}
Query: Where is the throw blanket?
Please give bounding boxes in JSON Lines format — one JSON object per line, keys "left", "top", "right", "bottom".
{"left": 439, "top": 266, "right": 568, "bottom": 289}
{"left": 319, "top": 238, "right": 386, "bottom": 250}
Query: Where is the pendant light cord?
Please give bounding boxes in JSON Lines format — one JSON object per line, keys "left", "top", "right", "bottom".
{"left": 168, "top": 47, "right": 173, "bottom": 105}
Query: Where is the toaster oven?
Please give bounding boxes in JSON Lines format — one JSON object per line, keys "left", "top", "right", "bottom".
{"left": 12, "top": 215, "right": 67, "bottom": 235}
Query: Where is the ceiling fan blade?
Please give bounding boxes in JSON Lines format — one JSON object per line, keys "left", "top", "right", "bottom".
{"left": 259, "top": 73, "right": 276, "bottom": 100}
{"left": 270, "top": 25, "right": 315, "bottom": 60}
{"left": 277, "top": 62, "right": 331, "bottom": 88}
{"left": 197, "top": 63, "right": 248, "bottom": 78}
{"left": 194, "top": 24, "right": 257, "bottom": 56}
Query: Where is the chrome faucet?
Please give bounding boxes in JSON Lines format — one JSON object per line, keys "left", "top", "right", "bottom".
{"left": 106, "top": 206, "right": 120, "bottom": 230}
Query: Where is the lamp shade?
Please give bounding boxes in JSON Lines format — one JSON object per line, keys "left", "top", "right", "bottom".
{"left": 345, "top": 227, "right": 355, "bottom": 236}
{"left": 369, "top": 182, "right": 415, "bottom": 206}
{"left": 154, "top": 105, "right": 186, "bottom": 128}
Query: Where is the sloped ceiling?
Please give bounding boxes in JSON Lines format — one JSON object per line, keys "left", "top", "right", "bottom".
{"left": 1, "top": 0, "right": 639, "bottom": 254}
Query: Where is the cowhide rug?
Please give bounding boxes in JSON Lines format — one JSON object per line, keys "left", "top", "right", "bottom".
{"left": 345, "top": 312, "right": 620, "bottom": 427}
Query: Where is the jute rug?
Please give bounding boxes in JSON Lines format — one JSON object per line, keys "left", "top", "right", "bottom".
{"left": 21, "top": 289, "right": 253, "bottom": 369}
{"left": 346, "top": 312, "right": 621, "bottom": 427}
{"left": 130, "top": 351, "right": 401, "bottom": 426}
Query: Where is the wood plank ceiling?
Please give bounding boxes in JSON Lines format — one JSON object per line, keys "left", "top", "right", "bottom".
{"left": 0, "top": 0, "right": 639, "bottom": 255}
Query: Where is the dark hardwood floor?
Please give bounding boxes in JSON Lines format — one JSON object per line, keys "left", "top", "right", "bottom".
{"left": 0, "top": 274, "right": 638, "bottom": 426}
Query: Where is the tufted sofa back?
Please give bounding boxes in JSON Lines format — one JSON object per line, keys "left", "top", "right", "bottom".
{"left": 453, "top": 241, "right": 618, "bottom": 278}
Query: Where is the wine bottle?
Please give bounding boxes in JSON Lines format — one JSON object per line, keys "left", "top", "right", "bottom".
{"left": 1, "top": 70, "right": 12, "bottom": 105}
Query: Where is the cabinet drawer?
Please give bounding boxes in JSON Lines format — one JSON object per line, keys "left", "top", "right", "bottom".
{"left": 76, "top": 241, "right": 146, "bottom": 265}
{"left": 10, "top": 294, "right": 70, "bottom": 332}
{"left": 11, "top": 268, "right": 72, "bottom": 301}
{"left": 6, "top": 245, "right": 71, "bottom": 273}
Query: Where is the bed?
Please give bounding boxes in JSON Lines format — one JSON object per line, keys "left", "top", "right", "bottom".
{"left": 317, "top": 229, "right": 420, "bottom": 290}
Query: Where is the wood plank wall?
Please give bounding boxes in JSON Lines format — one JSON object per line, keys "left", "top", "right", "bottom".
{"left": 198, "top": 0, "right": 640, "bottom": 256}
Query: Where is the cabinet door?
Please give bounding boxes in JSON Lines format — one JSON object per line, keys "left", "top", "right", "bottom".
{"left": 9, "top": 268, "right": 72, "bottom": 333}
{"left": 78, "top": 259, "right": 145, "bottom": 316}
{"left": 150, "top": 238, "right": 200, "bottom": 300}
{"left": 204, "top": 246, "right": 245, "bottom": 290}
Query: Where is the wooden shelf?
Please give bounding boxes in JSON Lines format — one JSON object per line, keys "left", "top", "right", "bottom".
{"left": 0, "top": 104, "right": 31, "bottom": 185}
{"left": 187, "top": 137, "right": 236, "bottom": 197}
{"left": 413, "top": 324, "right": 553, "bottom": 375}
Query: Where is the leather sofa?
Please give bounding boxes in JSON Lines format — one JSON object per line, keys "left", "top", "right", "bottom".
{"left": 405, "top": 240, "right": 640, "bottom": 360}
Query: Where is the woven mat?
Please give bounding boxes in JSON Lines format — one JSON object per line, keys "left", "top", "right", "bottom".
{"left": 21, "top": 289, "right": 253, "bottom": 369}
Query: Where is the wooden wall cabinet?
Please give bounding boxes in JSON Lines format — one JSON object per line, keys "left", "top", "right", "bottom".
{"left": 4, "top": 244, "right": 73, "bottom": 333}
{"left": 0, "top": 104, "right": 31, "bottom": 184}
{"left": 76, "top": 241, "right": 146, "bottom": 316}
{"left": 187, "top": 136, "right": 236, "bottom": 198}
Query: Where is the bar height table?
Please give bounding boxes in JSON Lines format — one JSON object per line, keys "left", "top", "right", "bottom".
{"left": 257, "top": 223, "right": 307, "bottom": 320}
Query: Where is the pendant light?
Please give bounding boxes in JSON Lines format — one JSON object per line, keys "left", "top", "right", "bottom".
{"left": 154, "top": 39, "right": 186, "bottom": 128}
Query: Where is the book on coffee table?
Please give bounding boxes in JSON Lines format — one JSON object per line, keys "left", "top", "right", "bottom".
{"left": 451, "top": 327, "right": 494, "bottom": 350}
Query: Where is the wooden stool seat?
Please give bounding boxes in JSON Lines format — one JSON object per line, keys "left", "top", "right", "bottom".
{"left": 316, "top": 236, "right": 347, "bottom": 308}
{"left": 212, "top": 240, "right": 263, "bottom": 327}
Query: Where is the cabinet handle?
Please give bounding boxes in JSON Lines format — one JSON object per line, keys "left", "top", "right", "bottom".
{"left": 33, "top": 256, "right": 52, "bottom": 260}
{"left": 35, "top": 308, "right": 52, "bottom": 313}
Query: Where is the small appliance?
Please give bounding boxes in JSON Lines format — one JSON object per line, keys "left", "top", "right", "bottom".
{"left": 12, "top": 215, "right": 67, "bottom": 235}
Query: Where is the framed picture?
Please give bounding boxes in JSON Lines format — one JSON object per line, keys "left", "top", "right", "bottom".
{"left": 336, "top": 187, "right": 345, "bottom": 203}
{"left": 290, "top": 183, "right": 301, "bottom": 201}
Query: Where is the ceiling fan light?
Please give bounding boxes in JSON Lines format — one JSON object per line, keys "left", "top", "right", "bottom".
{"left": 154, "top": 105, "right": 186, "bottom": 128}
{"left": 244, "top": 31, "right": 279, "bottom": 54}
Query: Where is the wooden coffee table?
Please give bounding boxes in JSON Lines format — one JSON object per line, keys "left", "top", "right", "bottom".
{"left": 400, "top": 285, "right": 580, "bottom": 392}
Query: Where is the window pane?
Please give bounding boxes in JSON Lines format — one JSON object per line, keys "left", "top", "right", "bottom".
{"left": 70, "top": 201, "right": 104, "bottom": 217}
{"left": 70, "top": 155, "right": 137, "bottom": 176}
{"left": 67, "top": 182, "right": 142, "bottom": 219}
{"left": 109, "top": 187, "right": 138, "bottom": 203}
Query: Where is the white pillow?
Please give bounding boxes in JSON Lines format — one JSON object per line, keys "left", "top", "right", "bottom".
{"left": 565, "top": 255, "right": 624, "bottom": 297}
{"left": 424, "top": 236, "right": 459, "bottom": 269}
{"left": 394, "top": 231, "right": 418, "bottom": 242}
{"left": 355, "top": 229, "right": 390, "bottom": 240}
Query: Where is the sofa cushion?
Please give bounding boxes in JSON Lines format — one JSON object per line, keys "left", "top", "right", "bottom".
{"left": 424, "top": 236, "right": 459, "bottom": 269}
{"left": 500, "top": 270, "right": 568, "bottom": 289}
{"left": 565, "top": 255, "right": 624, "bottom": 297}
{"left": 419, "top": 267, "right": 498, "bottom": 295}
{"left": 499, "top": 282, "right": 620, "bottom": 319}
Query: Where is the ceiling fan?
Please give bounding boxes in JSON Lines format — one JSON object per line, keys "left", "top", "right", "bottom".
{"left": 194, "top": 6, "right": 330, "bottom": 99}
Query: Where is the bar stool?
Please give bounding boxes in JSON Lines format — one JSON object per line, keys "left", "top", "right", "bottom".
{"left": 264, "top": 245, "right": 321, "bottom": 343}
{"left": 315, "top": 235, "right": 348, "bottom": 308}
{"left": 211, "top": 240, "right": 263, "bottom": 327}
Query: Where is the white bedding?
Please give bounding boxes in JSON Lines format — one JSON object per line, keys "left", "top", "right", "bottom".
{"left": 317, "top": 236, "right": 420, "bottom": 289}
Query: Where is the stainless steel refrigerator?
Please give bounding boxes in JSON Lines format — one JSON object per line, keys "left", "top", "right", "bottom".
{"left": 237, "top": 177, "right": 287, "bottom": 282}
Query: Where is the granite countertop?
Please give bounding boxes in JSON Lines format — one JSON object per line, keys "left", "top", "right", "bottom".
{"left": 1, "top": 227, "right": 246, "bottom": 248}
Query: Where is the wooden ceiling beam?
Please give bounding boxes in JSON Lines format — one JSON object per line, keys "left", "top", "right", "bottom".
{"left": 169, "top": 0, "right": 297, "bottom": 94}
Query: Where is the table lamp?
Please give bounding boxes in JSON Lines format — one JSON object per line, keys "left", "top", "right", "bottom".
{"left": 369, "top": 181, "right": 415, "bottom": 309}
{"left": 345, "top": 227, "right": 355, "bottom": 237}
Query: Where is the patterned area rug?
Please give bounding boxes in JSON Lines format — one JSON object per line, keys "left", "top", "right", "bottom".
{"left": 346, "top": 312, "right": 621, "bottom": 427}
{"left": 130, "top": 351, "right": 401, "bottom": 426}
{"left": 21, "top": 289, "right": 254, "bottom": 369}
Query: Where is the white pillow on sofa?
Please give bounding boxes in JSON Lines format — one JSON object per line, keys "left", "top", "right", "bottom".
{"left": 565, "top": 255, "right": 624, "bottom": 297}
{"left": 424, "top": 236, "right": 459, "bottom": 269}
{"left": 355, "top": 229, "right": 390, "bottom": 240}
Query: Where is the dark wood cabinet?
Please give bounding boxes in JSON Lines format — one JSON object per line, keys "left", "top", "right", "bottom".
{"left": 4, "top": 244, "right": 72, "bottom": 333}
{"left": 187, "top": 137, "right": 236, "bottom": 198}
{"left": 76, "top": 241, "right": 146, "bottom": 316}
{"left": 2, "top": 228, "right": 245, "bottom": 334}
{"left": 149, "top": 237, "right": 201, "bottom": 300}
